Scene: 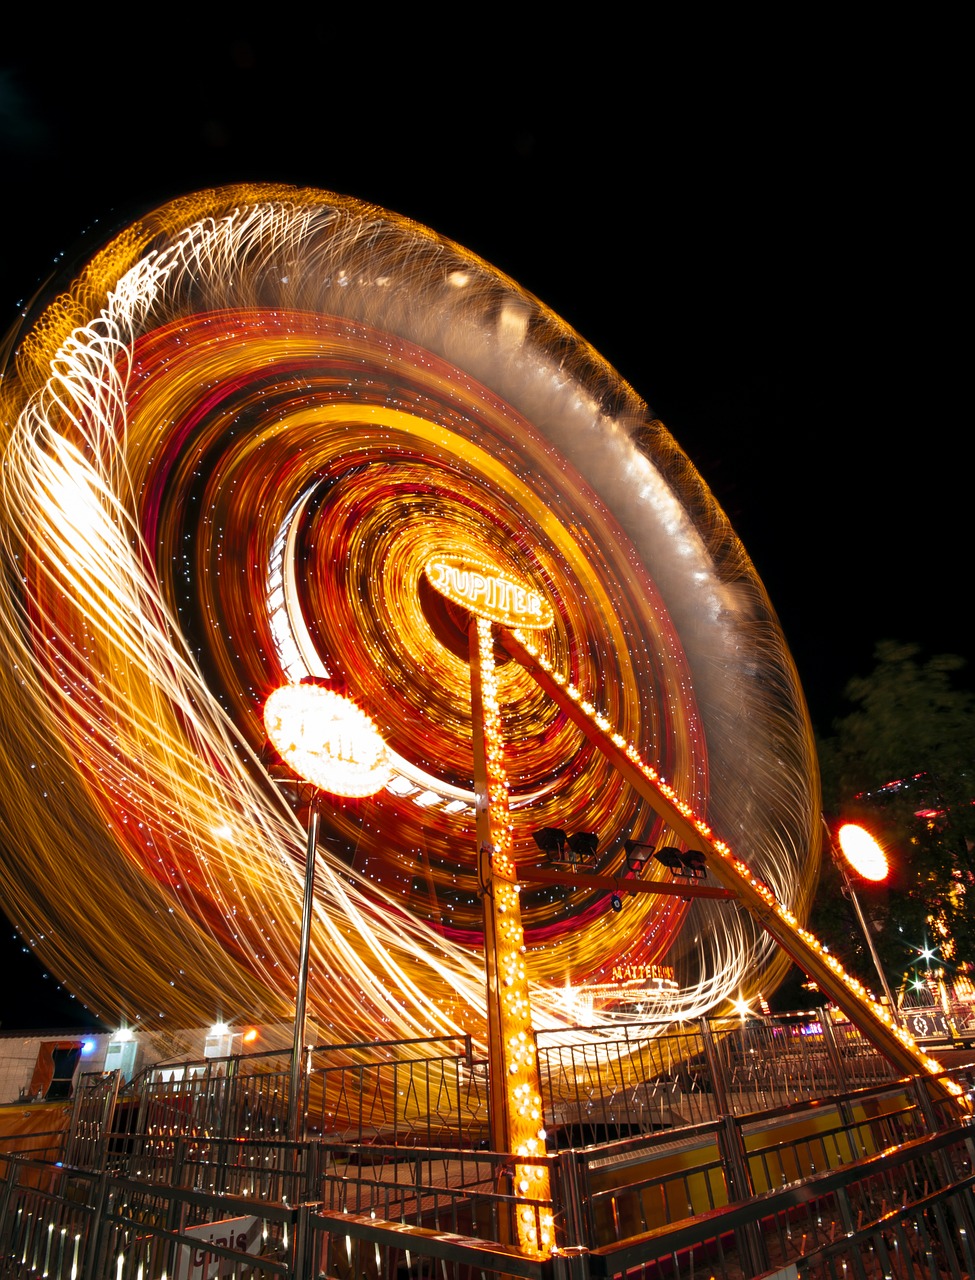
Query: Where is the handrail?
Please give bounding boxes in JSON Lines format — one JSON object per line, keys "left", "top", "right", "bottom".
{"left": 311, "top": 1208, "right": 555, "bottom": 1278}
{"left": 584, "top": 1122, "right": 975, "bottom": 1274}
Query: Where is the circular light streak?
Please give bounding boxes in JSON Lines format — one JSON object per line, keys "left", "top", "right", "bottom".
{"left": 264, "top": 684, "right": 391, "bottom": 797}
{"left": 837, "top": 823, "right": 889, "bottom": 882}
{"left": 0, "top": 184, "right": 821, "bottom": 1039}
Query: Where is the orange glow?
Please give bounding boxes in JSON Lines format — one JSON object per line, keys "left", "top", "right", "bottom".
{"left": 837, "top": 823, "right": 889, "bottom": 882}
{"left": 264, "top": 684, "right": 391, "bottom": 796}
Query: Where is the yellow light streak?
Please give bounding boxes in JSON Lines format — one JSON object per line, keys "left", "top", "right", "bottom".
{"left": 0, "top": 185, "right": 819, "bottom": 1075}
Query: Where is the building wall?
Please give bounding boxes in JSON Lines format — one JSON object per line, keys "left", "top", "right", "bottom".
{"left": 0, "top": 1023, "right": 297, "bottom": 1106}
{"left": 0, "top": 1032, "right": 111, "bottom": 1105}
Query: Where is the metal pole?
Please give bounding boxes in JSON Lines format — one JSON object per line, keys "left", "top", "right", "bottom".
{"left": 289, "top": 799, "right": 319, "bottom": 1145}
{"left": 836, "top": 854, "right": 901, "bottom": 1023}
{"left": 468, "top": 615, "right": 510, "bottom": 1160}
{"left": 469, "top": 614, "right": 555, "bottom": 1256}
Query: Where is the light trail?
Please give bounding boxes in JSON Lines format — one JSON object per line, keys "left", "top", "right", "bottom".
{"left": 0, "top": 185, "right": 820, "bottom": 1049}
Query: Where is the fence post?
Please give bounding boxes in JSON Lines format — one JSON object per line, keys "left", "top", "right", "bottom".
{"left": 551, "top": 1148, "right": 590, "bottom": 1249}
{"left": 306, "top": 1136, "right": 324, "bottom": 1205}
{"left": 80, "top": 1167, "right": 112, "bottom": 1280}
{"left": 909, "top": 1072, "right": 942, "bottom": 1134}
{"left": 290, "top": 1201, "right": 313, "bottom": 1279}
{"left": 0, "top": 1151, "right": 20, "bottom": 1252}
{"left": 715, "top": 1113, "right": 754, "bottom": 1204}
{"left": 549, "top": 1244, "right": 591, "bottom": 1278}
{"left": 221, "top": 1051, "right": 239, "bottom": 1138}
{"left": 716, "top": 1114, "right": 768, "bottom": 1278}
{"left": 64, "top": 1072, "right": 87, "bottom": 1164}
{"left": 172, "top": 1134, "right": 187, "bottom": 1188}
{"left": 908, "top": 1073, "right": 964, "bottom": 1195}
{"left": 96, "top": 1070, "right": 123, "bottom": 1170}
{"left": 820, "top": 1006, "right": 849, "bottom": 1091}
{"left": 699, "top": 1017, "right": 730, "bottom": 1115}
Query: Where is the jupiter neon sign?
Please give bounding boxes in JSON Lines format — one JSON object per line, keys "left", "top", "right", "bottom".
{"left": 425, "top": 555, "right": 554, "bottom": 630}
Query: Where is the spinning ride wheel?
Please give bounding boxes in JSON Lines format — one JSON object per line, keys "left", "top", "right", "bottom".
{"left": 0, "top": 185, "right": 821, "bottom": 1042}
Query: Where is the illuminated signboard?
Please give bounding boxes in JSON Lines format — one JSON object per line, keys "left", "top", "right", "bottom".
{"left": 424, "top": 555, "right": 554, "bottom": 630}
{"left": 610, "top": 963, "right": 676, "bottom": 985}
{"left": 264, "top": 684, "right": 391, "bottom": 797}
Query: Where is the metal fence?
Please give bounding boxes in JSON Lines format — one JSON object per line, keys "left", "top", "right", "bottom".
{"left": 0, "top": 1157, "right": 308, "bottom": 1279}
{"left": 304, "top": 1034, "right": 485, "bottom": 1144}
{"left": 70, "top": 1034, "right": 482, "bottom": 1159}
{"left": 57, "top": 1012, "right": 911, "bottom": 1167}
{"left": 566, "top": 1074, "right": 950, "bottom": 1247}
{"left": 534, "top": 1011, "right": 904, "bottom": 1146}
{"left": 7, "top": 1112, "right": 972, "bottom": 1278}
{"left": 3, "top": 1012, "right": 974, "bottom": 1278}
{"left": 584, "top": 1122, "right": 975, "bottom": 1279}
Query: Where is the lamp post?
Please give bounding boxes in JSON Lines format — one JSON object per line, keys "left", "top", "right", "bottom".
{"left": 289, "top": 798, "right": 319, "bottom": 1146}
{"left": 826, "top": 819, "right": 899, "bottom": 1022}
{"left": 264, "top": 681, "right": 391, "bottom": 1144}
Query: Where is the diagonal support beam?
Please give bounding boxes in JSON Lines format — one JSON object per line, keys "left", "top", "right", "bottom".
{"left": 498, "top": 626, "right": 968, "bottom": 1112}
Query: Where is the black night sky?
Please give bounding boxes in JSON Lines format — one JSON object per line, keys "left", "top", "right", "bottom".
{"left": 0, "top": 19, "right": 967, "bottom": 1028}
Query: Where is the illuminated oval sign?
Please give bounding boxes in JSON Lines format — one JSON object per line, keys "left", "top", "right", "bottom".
{"left": 424, "top": 556, "right": 554, "bottom": 630}
{"left": 264, "top": 684, "right": 392, "bottom": 796}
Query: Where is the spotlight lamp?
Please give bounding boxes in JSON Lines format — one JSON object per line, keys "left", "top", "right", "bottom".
{"left": 532, "top": 828, "right": 598, "bottom": 865}
{"left": 567, "top": 831, "right": 598, "bottom": 863}
{"left": 532, "top": 828, "right": 568, "bottom": 861}
{"left": 624, "top": 840, "right": 656, "bottom": 872}
{"left": 653, "top": 845, "right": 707, "bottom": 879}
{"left": 651, "top": 845, "right": 682, "bottom": 873}
{"left": 679, "top": 849, "right": 707, "bottom": 879}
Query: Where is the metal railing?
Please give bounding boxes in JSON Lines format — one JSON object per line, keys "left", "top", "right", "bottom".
{"left": 56, "top": 1012, "right": 916, "bottom": 1170}
{"left": 3, "top": 1013, "right": 974, "bottom": 1278}
{"left": 534, "top": 1010, "right": 904, "bottom": 1146}
{"left": 304, "top": 1034, "right": 484, "bottom": 1144}
{"left": 307, "top": 1206, "right": 573, "bottom": 1279}
{"left": 70, "top": 1034, "right": 482, "bottom": 1160}
{"left": 7, "top": 1118, "right": 972, "bottom": 1280}
{"left": 566, "top": 1073, "right": 954, "bottom": 1249}
{"left": 0, "top": 1157, "right": 307, "bottom": 1279}
{"left": 319, "top": 1140, "right": 556, "bottom": 1249}
{"left": 585, "top": 1123, "right": 975, "bottom": 1279}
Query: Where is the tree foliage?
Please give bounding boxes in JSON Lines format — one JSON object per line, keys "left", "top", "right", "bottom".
{"left": 815, "top": 640, "right": 975, "bottom": 993}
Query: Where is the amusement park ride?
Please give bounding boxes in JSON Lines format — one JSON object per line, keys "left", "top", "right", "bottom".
{"left": 0, "top": 184, "right": 968, "bottom": 1261}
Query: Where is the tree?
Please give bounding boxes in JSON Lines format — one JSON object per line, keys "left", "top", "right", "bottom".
{"left": 815, "top": 640, "right": 975, "bottom": 993}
